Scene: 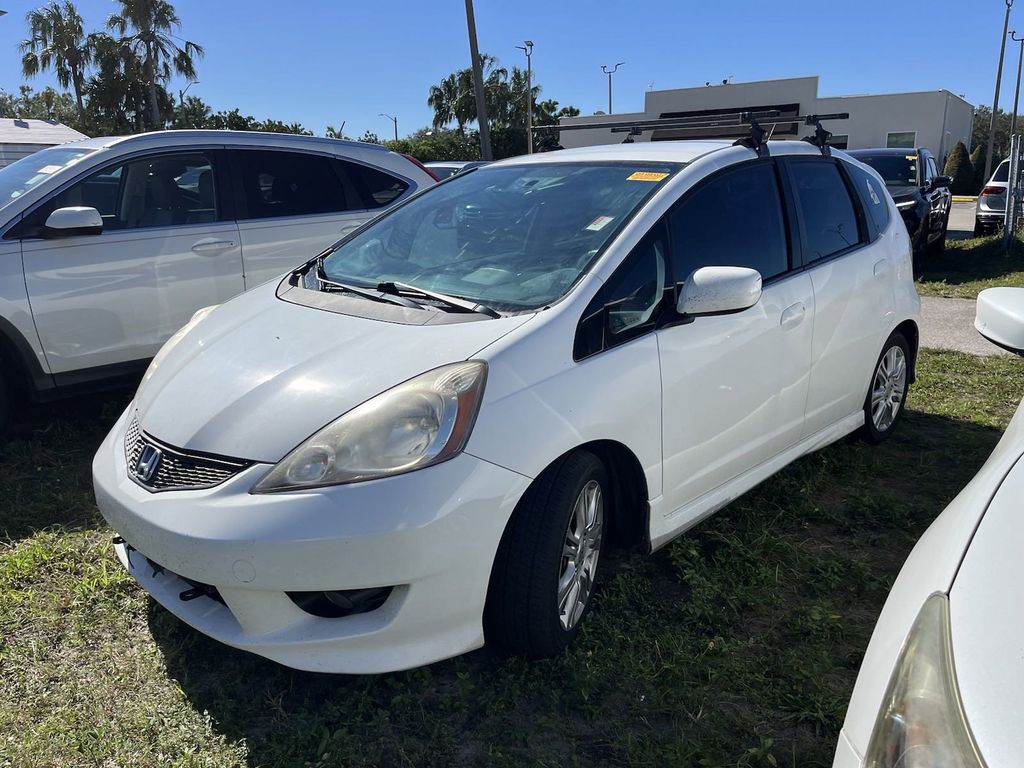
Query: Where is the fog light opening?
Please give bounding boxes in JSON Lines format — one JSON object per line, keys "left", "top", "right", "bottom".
{"left": 287, "top": 586, "right": 393, "bottom": 618}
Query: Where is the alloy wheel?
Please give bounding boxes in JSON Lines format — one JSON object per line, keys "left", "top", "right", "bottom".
{"left": 871, "top": 345, "right": 907, "bottom": 432}
{"left": 557, "top": 479, "right": 604, "bottom": 630}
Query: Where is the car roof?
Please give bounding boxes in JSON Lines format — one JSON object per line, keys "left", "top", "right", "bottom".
{"left": 490, "top": 140, "right": 736, "bottom": 166}
{"left": 59, "top": 129, "right": 391, "bottom": 154}
{"left": 846, "top": 147, "right": 923, "bottom": 156}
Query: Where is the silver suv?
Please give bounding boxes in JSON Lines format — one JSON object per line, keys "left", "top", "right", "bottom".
{"left": 976, "top": 159, "right": 1009, "bottom": 236}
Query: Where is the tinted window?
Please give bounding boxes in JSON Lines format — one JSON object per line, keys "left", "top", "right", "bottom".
{"left": 23, "top": 151, "right": 219, "bottom": 235}
{"left": 994, "top": 161, "right": 1010, "bottom": 183}
{"left": 668, "top": 161, "right": 788, "bottom": 281}
{"left": 788, "top": 160, "right": 861, "bottom": 262}
{"left": 236, "top": 150, "right": 353, "bottom": 219}
{"left": 575, "top": 224, "right": 669, "bottom": 359}
{"left": 845, "top": 161, "right": 890, "bottom": 238}
{"left": 348, "top": 162, "right": 410, "bottom": 208}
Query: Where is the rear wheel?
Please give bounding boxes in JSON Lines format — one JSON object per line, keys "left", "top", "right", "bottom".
{"left": 485, "top": 450, "right": 608, "bottom": 657}
{"left": 860, "top": 332, "right": 910, "bottom": 444}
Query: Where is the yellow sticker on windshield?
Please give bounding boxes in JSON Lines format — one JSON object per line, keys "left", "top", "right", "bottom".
{"left": 627, "top": 171, "right": 669, "bottom": 182}
{"left": 905, "top": 155, "right": 917, "bottom": 161}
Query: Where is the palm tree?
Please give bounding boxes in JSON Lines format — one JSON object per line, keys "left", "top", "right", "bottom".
{"left": 20, "top": 1, "right": 94, "bottom": 126}
{"left": 107, "top": 0, "right": 203, "bottom": 127}
{"left": 428, "top": 74, "right": 460, "bottom": 134}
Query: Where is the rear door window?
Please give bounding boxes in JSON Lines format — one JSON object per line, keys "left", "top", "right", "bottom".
{"left": 786, "top": 159, "right": 863, "bottom": 264}
{"left": 234, "top": 150, "right": 361, "bottom": 220}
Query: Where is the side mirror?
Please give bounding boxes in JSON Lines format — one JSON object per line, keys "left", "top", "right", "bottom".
{"left": 931, "top": 175, "right": 952, "bottom": 189}
{"left": 44, "top": 206, "right": 103, "bottom": 237}
{"left": 677, "top": 266, "right": 762, "bottom": 317}
{"left": 976, "top": 287, "right": 1024, "bottom": 355}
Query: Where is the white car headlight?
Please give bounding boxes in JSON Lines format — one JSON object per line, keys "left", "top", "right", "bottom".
{"left": 865, "top": 593, "right": 985, "bottom": 767}
{"left": 252, "top": 360, "right": 487, "bottom": 492}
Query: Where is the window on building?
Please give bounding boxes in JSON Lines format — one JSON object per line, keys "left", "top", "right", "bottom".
{"left": 828, "top": 134, "right": 849, "bottom": 150}
{"left": 886, "top": 131, "right": 917, "bottom": 149}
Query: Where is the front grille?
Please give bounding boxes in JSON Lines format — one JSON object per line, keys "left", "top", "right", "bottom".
{"left": 124, "top": 415, "right": 252, "bottom": 492}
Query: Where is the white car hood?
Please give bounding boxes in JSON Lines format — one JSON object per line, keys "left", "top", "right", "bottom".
{"left": 949, "top": 451, "right": 1024, "bottom": 766}
{"left": 134, "top": 282, "right": 533, "bottom": 463}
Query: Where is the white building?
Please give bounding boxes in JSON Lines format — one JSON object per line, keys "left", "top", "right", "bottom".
{"left": 0, "top": 119, "right": 89, "bottom": 168}
{"left": 558, "top": 76, "right": 974, "bottom": 162}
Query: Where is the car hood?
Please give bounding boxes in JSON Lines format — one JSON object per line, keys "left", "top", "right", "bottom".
{"left": 948, "top": 451, "right": 1024, "bottom": 766}
{"left": 134, "top": 282, "right": 534, "bottom": 463}
{"left": 887, "top": 184, "right": 919, "bottom": 202}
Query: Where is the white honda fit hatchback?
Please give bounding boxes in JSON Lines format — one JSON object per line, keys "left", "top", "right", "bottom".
{"left": 94, "top": 140, "right": 921, "bottom": 673}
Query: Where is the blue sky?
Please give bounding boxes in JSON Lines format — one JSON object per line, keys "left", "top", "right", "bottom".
{"left": 0, "top": 0, "right": 1018, "bottom": 137}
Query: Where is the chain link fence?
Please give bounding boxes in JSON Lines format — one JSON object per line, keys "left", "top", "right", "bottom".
{"left": 1004, "top": 133, "right": 1024, "bottom": 247}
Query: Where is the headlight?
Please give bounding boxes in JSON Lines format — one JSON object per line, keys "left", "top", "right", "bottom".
{"left": 143, "top": 305, "right": 218, "bottom": 382}
{"left": 895, "top": 199, "right": 917, "bottom": 210}
{"left": 252, "top": 360, "right": 487, "bottom": 492}
{"left": 865, "top": 593, "right": 985, "bottom": 767}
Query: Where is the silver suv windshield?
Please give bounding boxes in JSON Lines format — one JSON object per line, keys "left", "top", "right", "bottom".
{"left": 0, "top": 145, "right": 96, "bottom": 212}
{"left": 321, "top": 161, "right": 679, "bottom": 312}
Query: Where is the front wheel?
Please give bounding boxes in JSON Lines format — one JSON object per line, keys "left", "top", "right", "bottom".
{"left": 860, "top": 332, "right": 910, "bottom": 444}
{"left": 485, "top": 450, "right": 608, "bottom": 657}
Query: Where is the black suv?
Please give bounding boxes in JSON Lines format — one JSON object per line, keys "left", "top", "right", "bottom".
{"left": 846, "top": 147, "right": 952, "bottom": 273}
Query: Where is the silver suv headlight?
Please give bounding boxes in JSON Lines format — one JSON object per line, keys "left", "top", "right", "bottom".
{"left": 252, "top": 361, "right": 487, "bottom": 492}
{"left": 865, "top": 593, "right": 986, "bottom": 767}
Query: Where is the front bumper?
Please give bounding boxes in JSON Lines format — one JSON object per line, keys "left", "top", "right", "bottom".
{"left": 93, "top": 408, "right": 531, "bottom": 673}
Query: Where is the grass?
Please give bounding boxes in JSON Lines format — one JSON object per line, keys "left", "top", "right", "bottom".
{"left": 2, "top": 350, "right": 1023, "bottom": 767}
{"left": 917, "top": 235, "right": 1024, "bottom": 298}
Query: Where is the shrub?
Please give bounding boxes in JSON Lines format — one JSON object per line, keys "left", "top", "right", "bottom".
{"left": 969, "top": 144, "right": 987, "bottom": 191}
{"left": 944, "top": 141, "right": 974, "bottom": 195}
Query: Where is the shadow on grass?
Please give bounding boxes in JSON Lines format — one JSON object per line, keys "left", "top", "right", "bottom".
{"left": 920, "top": 236, "right": 1024, "bottom": 287}
{"left": 0, "top": 390, "right": 132, "bottom": 541}
{"left": 148, "top": 408, "right": 1004, "bottom": 768}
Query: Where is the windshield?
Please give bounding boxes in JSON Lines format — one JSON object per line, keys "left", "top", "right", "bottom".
{"left": 0, "top": 145, "right": 96, "bottom": 211}
{"left": 854, "top": 153, "right": 919, "bottom": 186}
{"left": 321, "top": 161, "right": 679, "bottom": 311}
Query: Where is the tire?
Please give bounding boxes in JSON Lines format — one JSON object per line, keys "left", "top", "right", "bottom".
{"left": 485, "top": 450, "right": 609, "bottom": 657}
{"left": 931, "top": 213, "right": 949, "bottom": 255}
{"left": 0, "top": 371, "right": 9, "bottom": 434}
{"left": 973, "top": 220, "right": 986, "bottom": 237}
{"left": 860, "top": 331, "right": 910, "bottom": 444}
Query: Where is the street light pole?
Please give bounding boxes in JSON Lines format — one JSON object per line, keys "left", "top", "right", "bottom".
{"left": 601, "top": 62, "right": 625, "bottom": 115}
{"left": 1012, "top": 31, "right": 1024, "bottom": 136}
{"left": 379, "top": 113, "right": 398, "bottom": 142}
{"left": 517, "top": 40, "right": 534, "bottom": 153}
{"left": 464, "top": 0, "right": 492, "bottom": 160}
{"left": 986, "top": 0, "right": 1014, "bottom": 182}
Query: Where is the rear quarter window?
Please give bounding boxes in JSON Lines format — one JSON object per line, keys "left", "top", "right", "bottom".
{"left": 845, "top": 161, "right": 891, "bottom": 239}
{"left": 994, "top": 161, "right": 1010, "bottom": 183}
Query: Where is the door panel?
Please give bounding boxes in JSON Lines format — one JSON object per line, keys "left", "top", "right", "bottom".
{"left": 21, "top": 150, "right": 244, "bottom": 374}
{"left": 658, "top": 272, "right": 814, "bottom": 518}
{"left": 23, "top": 223, "right": 243, "bottom": 373}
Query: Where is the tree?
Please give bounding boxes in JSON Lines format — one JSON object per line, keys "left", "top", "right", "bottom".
{"left": 107, "top": 0, "right": 203, "bottom": 127}
{"left": 84, "top": 31, "right": 161, "bottom": 133}
{"left": 360, "top": 130, "right": 383, "bottom": 145}
{"left": 325, "top": 125, "right": 351, "bottom": 140}
{"left": 969, "top": 144, "right": 987, "bottom": 192}
{"left": 171, "top": 94, "right": 211, "bottom": 129}
{"left": 971, "top": 105, "right": 1012, "bottom": 171}
{"left": 943, "top": 141, "right": 974, "bottom": 195}
{"left": 19, "top": 1, "right": 94, "bottom": 126}
{"left": 0, "top": 84, "right": 78, "bottom": 126}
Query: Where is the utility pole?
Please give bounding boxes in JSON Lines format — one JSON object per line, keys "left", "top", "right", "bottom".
{"left": 517, "top": 40, "right": 534, "bottom": 153}
{"left": 379, "top": 113, "right": 398, "bottom": 142}
{"left": 464, "top": 0, "right": 492, "bottom": 160}
{"left": 1012, "top": 31, "right": 1024, "bottom": 136}
{"left": 601, "top": 62, "right": 625, "bottom": 115}
{"left": 986, "top": 0, "right": 1014, "bottom": 182}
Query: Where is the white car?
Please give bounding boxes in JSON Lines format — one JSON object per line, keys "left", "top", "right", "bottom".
{"left": 833, "top": 287, "right": 1024, "bottom": 768}
{"left": 93, "top": 139, "right": 921, "bottom": 673}
{"left": 0, "top": 130, "right": 435, "bottom": 427}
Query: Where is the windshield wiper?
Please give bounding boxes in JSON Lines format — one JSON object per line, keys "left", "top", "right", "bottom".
{"left": 377, "top": 281, "right": 501, "bottom": 318}
{"left": 313, "top": 257, "right": 422, "bottom": 309}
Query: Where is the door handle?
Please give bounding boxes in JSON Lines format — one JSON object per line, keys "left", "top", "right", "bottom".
{"left": 873, "top": 258, "right": 890, "bottom": 278}
{"left": 780, "top": 302, "right": 805, "bottom": 330}
{"left": 191, "top": 238, "right": 235, "bottom": 255}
